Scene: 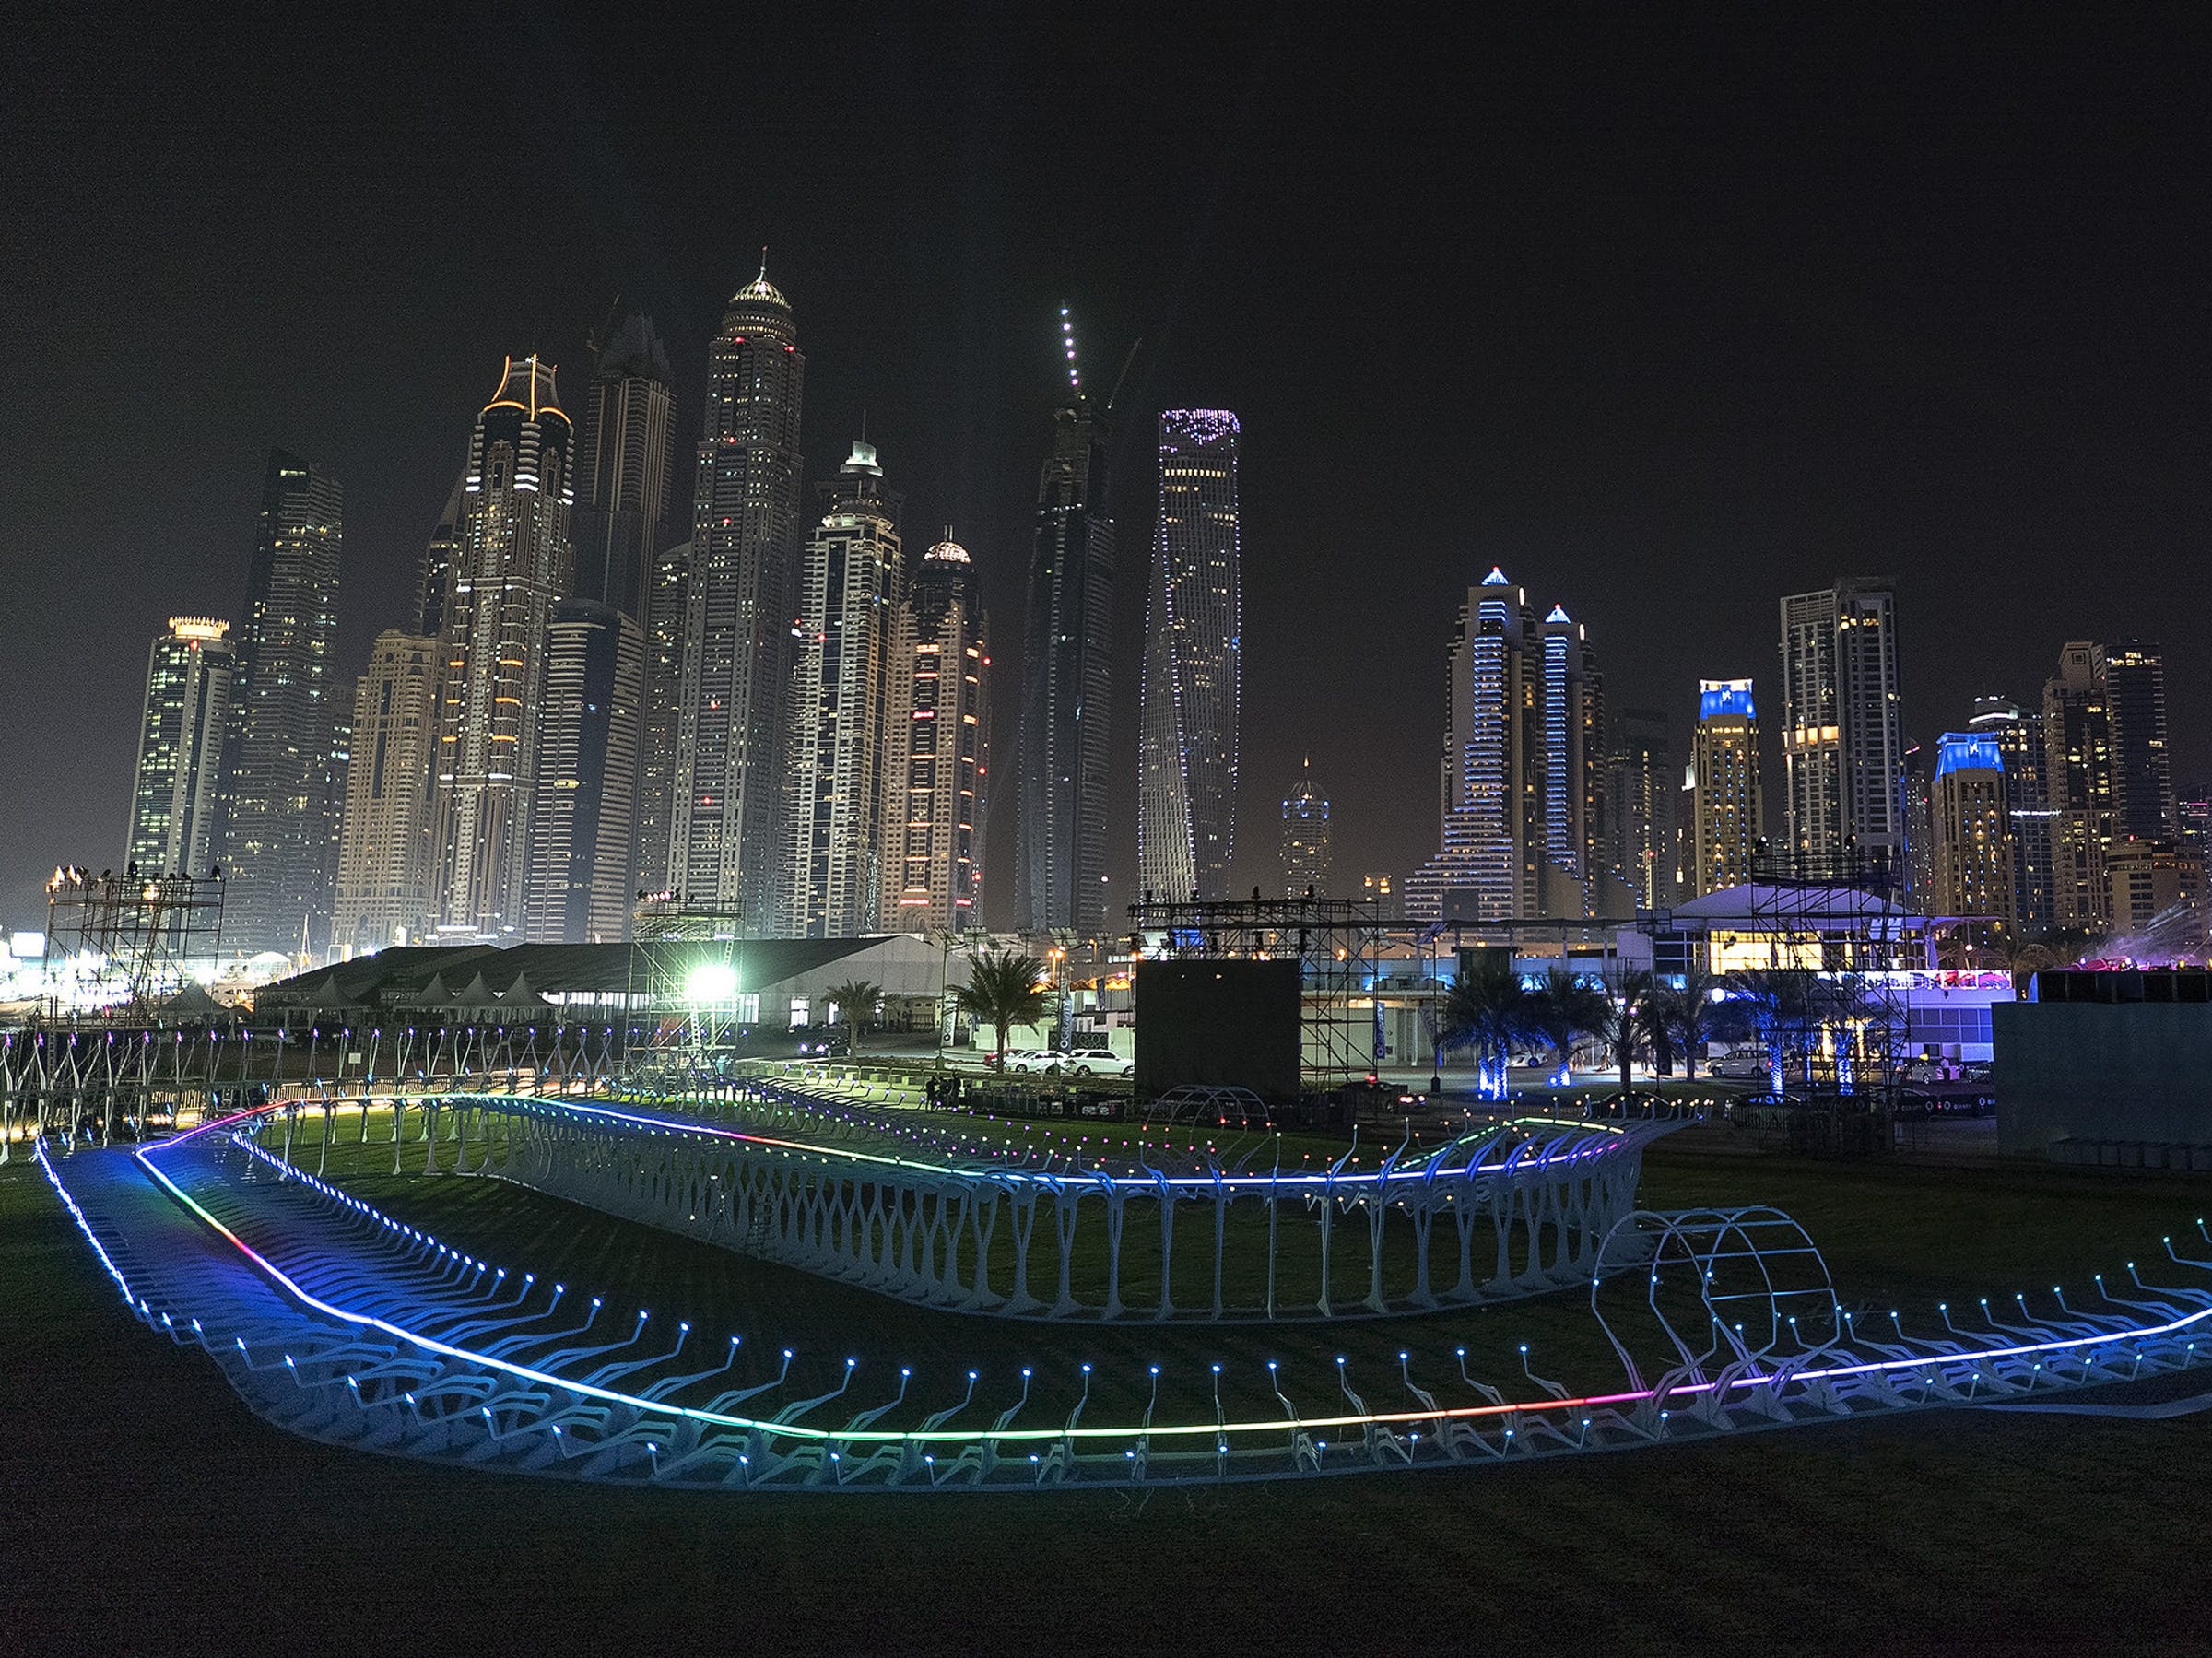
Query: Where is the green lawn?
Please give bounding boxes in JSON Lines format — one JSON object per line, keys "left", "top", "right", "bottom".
{"left": 6, "top": 1129, "right": 2211, "bottom": 1655}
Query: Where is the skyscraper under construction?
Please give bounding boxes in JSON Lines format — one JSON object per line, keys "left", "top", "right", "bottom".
{"left": 1017, "top": 310, "right": 1115, "bottom": 935}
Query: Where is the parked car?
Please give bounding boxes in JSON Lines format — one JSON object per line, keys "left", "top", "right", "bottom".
{"left": 1711, "top": 1049, "right": 1771, "bottom": 1081}
{"left": 1046, "top": 1048, "right": 1133, "bottom": 1078}
{"left": 995, "top": 1049, "right": 1052, "bottom": 1074}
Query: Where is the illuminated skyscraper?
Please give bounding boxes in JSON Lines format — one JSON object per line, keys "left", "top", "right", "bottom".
{"left": 1969, "top": 696, "right": 2054, "bottom": 931}
{"left": 1539, "top": 605, "right": 1610, "bottom": 913}
{"left": 332, "top": 631, "right": 440, "bottom": 956}
{"left": 429, "top": 354, "right": 574, "bottom": 942}
{"left": 127, "top": 617, "right": 234, "bottom": 881}
{"left": 219, "top": 450, "right": 344, "bottom": 955}
{"left": 1932, "top": 731, "right": 2014, "bottom": 934}
{"left": 1780, "top": 578, "right": 1904, "bottom": 880}
{"left": 786, "top": 442, "right": 902, "bottom": 937}
{"left": 1280, "top": 761, "right": 1331, "bottom": 896}
{"left": 1604, "top": 708, "right": 1675, "bottom": 911}
{"left": 635, "top": 536, "right": 689, "bottom": 899}
{"left": 2104, "top": 641, "right": 2173, "bottom": 843}
{"left": 886, "top": 532, "right": 991, "bottom": 928}
{"left": 1017, "top": 311, "right": 1115, "bottom": 935}
{"left": 524, "top": 601, "right": 644, "bottom": 944}
{"left": 1409, "top": 570, "right": 1612, "bottom": 923}
{"left": 667, "top": 260, "right": 806, "bottom": 929}
{"left": 2044, "top": 642, "right": 2118, "bottom": 928}
{"left": 1139, "top": 409, "right": 1241, "bottom": 902}
{"left": 1902, "top": 740, "right": 1937, "bottom": 907}
{"left": 1690, "top": 679, "right": 1762, "bottom": 896}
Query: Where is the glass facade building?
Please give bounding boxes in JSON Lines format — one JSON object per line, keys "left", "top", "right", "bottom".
{"left": 219, "top": 450, "right": 344, "bottom": 955}
{"left": 127, "top": 617, "right": 235, "bottom": 882}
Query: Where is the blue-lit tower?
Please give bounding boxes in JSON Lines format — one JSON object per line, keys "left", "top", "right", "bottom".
{"left": 1933, "top": 729, "right": 2013, "bottom": 930}
{"left": 1691, "top": 678, "right": 1762, "bottom": 896}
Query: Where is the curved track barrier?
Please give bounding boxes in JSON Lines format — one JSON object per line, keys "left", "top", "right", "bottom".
{"left": 445, "top": 1085, "right": 1667, "bottom": 1321}
{"left": 31, "top": 1103, "right": 2212, "bottom": 1492}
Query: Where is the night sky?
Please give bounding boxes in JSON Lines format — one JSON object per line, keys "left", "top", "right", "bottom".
{"left": 5, "top": 7, "right": 2206, "bottom": 933}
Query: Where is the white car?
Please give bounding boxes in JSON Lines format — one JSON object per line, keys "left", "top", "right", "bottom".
{"left": 1046, "top": 1048, "right": 1133, "bottom": 1078}
{"left": 1711, "top": 1049, "right": 1771, "bottom": 1081}
{"left": 996, "top": 1049, "right": 1051, "bottom": 1074}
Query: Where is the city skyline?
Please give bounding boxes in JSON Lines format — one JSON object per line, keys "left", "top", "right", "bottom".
{"left": 6, "top": 14, "right": 2206, "bottom": 935}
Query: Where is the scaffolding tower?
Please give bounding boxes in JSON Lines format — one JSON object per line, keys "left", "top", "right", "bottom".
{"left": 1738, "top": 845, "right": 1915, "bottom": 1106}
{"left": 625, "top": 898, "right": 750, "bottom": 1090}
{"left": 42, "top": 865, "right": 226, "bottom": 1019}
{"left": 1129, "top": 893, "right": 1383, "bottom": 1084}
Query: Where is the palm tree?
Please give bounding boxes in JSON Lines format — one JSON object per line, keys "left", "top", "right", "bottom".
{"left": 952, "top": 950, "right": 1049, "bottom": 1069}
{"left": 1529, "top": 967, "right": 1608, "bottom": 1085}
{"left": 1724, "top": 969, "right": 1813, "bottom": 1093}
{"left": 1590, "top": 967, "right": 1655, "bottom": 1102}
{"left": 822, "top": 979, "right": 882, "bottom": 1029}
{"left": 1436, "top": 954, "right": 1529, "bottom": 1099}
{"left": 1649, "top": 967, "right": 1720, "bottom": 1080}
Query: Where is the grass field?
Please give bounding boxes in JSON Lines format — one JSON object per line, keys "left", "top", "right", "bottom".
{"left": 6, "top": 1123, "right": 2212, "bottom": 1655}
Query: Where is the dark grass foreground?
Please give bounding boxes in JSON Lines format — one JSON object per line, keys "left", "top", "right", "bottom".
{"left": 6, "top": 1138, "right": 2211, "bottom": 1657}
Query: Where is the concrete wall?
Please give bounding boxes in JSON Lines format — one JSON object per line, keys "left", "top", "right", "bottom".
{"left": 1992, "top": 1001, "right": 2212, "bottom": 1154}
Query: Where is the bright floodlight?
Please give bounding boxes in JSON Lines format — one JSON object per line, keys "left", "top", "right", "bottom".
{"left": 688, "top": 961, "right": 738, "bottom": 1003}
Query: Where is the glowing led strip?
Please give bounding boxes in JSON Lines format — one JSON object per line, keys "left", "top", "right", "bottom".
{"left": 489, "top": 1092, "right": 1628, "bottom": 1192}
{"left": 96, "top": 1107, "right": 2212, "bottom": 1453}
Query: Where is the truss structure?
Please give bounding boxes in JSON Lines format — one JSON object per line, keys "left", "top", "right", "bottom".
{"left": 1702, "top": 849, "right": 1918, "bottom": 1107}
{"left": 625, "top": 900, "right": 750, "bottom": 1090}
{"left": 42, "top": 866, "right": 226, "bottom": 1017}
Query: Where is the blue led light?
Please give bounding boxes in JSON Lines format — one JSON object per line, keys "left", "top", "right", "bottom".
{"left": 1936, "top": 732, "right": 2005, "bottom": 779}
{"left": 1698, "top": 679, "right": 1755, "bottom": 722}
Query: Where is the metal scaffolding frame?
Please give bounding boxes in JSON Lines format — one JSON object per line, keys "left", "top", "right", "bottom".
{"left": 626, "top": 900, "right": 750, "bottom": 1090}
{"left": 1129, "top": 894, "right": 1383, "bottom": 1084}
{"left": 1736, "top": 847, "right": 1916, "bottom": 1109}
{"left": 41, "top": 866, "right": 227, "bottom": 1018}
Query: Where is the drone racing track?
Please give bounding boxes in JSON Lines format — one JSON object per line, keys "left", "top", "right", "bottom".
{"left": 33, "top": 1094, "right": 2212, "bottom": 1492}
{"left": 426, "top": 1084, "right": 1669, "bottom": 1320}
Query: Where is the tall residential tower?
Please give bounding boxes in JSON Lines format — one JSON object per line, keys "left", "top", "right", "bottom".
{"left": 785, "top": 441, "right": 903, "bottom": 937}
{"left": 429, "top": 355, "right": 574, "bottom": 942}
{"left": 524, "top": 601, "right": 644, "bottom": 943}
{"left": 331, "top": 631, "right": 440, "bottom": 956}
{"left": 126, "top": 617, "right": 235, "bottom": 882}
{"left": 666, "top": 260, "right": 806, "bottom": 929}
{"left": 1280, "top": 761, "right": 1331, "bottom": 896}
{"left": 1779, "top": 578, "right": 1904, "bottom": 881}
{"left": 886, "top": 533, "right": 992, "bottom": 928}
{"left": 1690, "top": 679, "right": 1762, "bottom": 896}
{"left": 219, "top": 450, "right": 344, "bottom": 956}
